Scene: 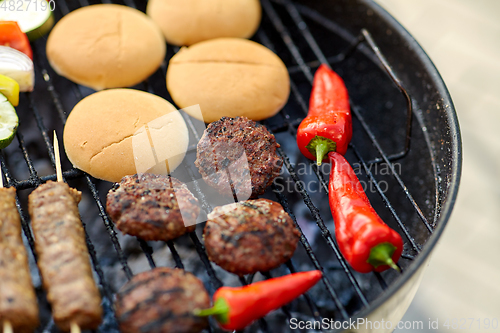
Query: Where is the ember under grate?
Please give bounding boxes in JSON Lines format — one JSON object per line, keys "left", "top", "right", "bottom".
{"left": 0, "top": 0, "right": 444, "bottom": 332}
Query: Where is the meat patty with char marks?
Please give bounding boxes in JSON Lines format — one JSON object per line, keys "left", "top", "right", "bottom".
{"left": 195, "top": 116, "right": 283, "bottom": 198}
{"left": 115, "top": 267, "right": 210, "bottom": 333}
{"left": 106, "top": 173, "right": 199, "bottom": 241}
{"left": 204, "top": 198, "right": 300, "bottom": 276}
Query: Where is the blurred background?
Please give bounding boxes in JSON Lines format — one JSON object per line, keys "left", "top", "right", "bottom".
{"left": 372, "top": 0, "right": 500, "bottom": 332}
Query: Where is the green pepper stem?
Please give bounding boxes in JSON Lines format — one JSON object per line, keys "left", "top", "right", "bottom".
{"left": 367, "top": 243, "right": 401, "bottom": 272}
{"left": 193, "top": 297, "right": 230, "bottom": 324}
{"left": 305, "top": 136, "right": 337, "bottom": 166}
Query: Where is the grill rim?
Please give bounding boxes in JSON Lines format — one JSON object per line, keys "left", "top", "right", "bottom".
{"left": 0, "top": 0, "right": 462, "bottom": 331}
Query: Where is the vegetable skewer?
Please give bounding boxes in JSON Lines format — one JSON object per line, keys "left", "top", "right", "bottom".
{"left": 28, "top": 132, "right": 102, "bottom": 332}
{"left": 0, "top": 166, "right": 39, "bottom": 333}
{"left": 0, "top": 21, "right": 33, "bottom": 59}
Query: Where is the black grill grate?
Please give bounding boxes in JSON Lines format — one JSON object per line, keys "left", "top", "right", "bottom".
{"left": 0, "top": 0, "right": 441, "bottom": 332}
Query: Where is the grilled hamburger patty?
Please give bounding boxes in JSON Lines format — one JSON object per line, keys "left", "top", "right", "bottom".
{"left": 115, "top": 267, "right": 210, "bottom": 333}
{"left": 204, "top": 198, "right": 300, "bottom": 275}
{"left": 195, "top": 117, "right": 283, "bottom": 198}
{"left": 106, "top": 173, "right": 200, "bottom": 241}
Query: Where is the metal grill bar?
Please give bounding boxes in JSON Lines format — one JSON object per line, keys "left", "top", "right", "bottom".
{"left": 189, "top": 232, "right": 223, "bottom": 291}
{"left": 272, "top": 183, "right": 349, "bottom": 319}
{"left": 166, "top": 240, "right": 184, "bottom": 269}
{"left": 13, "top": 169, "right": 83, "bottom": 190}
{"left": 281, "top": 0, "right": 329, "bottom": 64}
{"left": 84, "top": 174, "right": 135, "bottom": 280}
{"left": 261, "top": 0, "right": 313, "bottom": 82}
{"left": 13, "top": 131, "right": 40, "bottom": 182}
{"left": 351, "top": 144, "right": 421, "bottom": 253}
{"left": 57, "top": 0, "right": 70, "bottom": 15}
{"left": 351, "top": 106, "right": 434, "bottom": 233}
{"left": 138, "top": 239, "right": 156, "bottom": 269}
{"left": 42, "top": 69, "right": 67, "bottom": 123}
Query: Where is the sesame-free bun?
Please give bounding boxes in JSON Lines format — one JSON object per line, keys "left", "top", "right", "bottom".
{"left": 166, "top": 38, "right": 290, "bottom": 123}
{"left": 63, "top": 89, "right": 189, "bottom": 183}
{"left": 46, "top": 4, "right": 165, "bottom": 91}
{"left": 146, "top": 0, "right": 261, "bottom": 46}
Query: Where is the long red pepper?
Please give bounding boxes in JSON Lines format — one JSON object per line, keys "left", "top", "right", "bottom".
{"left": 297, "top": 64, "right": 352, "bottom": 165}
{"left": 0, "top": 21, "right": 33, "bottom": 60}
{"left": 328, "top": 152, "right": 403, "bottom": 273}
{"left": 195, "top": 270, "right": 322, "bottom": 331}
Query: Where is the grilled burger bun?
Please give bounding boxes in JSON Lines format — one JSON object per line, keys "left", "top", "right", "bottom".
{"left": 46, "top": 4, "right": 165, "bottom": 90}
{"left": 63, "top": 89, "right": 189, "bottom": 183}
{"left": 146, "top": 0, "right": 261, "bottom": 46}
{"left": 166, "top": 38, "right": 290, "bottom": 123}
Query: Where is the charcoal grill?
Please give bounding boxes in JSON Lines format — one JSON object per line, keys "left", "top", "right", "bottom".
{"left": 1, "top": 0, "right": 461, "bottom": 332}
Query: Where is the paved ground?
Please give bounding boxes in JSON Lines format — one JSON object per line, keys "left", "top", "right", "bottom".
{"left": 372, "top": 0, "right": 500, "bottom": 332}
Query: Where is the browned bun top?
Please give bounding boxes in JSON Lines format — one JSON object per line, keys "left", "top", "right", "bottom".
{"left": 46, "top": 4, "right": 166, "bottom": 90}
{"left": 63, "top": 89, "right": 189, "bottom": 183}
{"left": 146, "top": 0, "right": 261, "bottom": 46}
{"left": 167, "top": 38, "right": 290, "bottom": 123}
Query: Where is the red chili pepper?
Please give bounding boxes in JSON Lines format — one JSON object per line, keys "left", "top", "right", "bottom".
{"left": 328, "top": 151, "right": 403, "bottom": 273}
{"left": 195, "top": 270, "right": 322, "bottom": 331}
{"left": 0, "top": 21, "right": 33, "bottom": 60}
{"left": 297, "top": 64, "right": 352, "bottom": 165}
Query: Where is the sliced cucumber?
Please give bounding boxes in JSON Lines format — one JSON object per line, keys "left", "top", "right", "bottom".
{"left": 0, "top": 0, "right": 54, "bottom": 41}
{"left": 0, "top": 74, "right": 20, "bottom": 107}
{"left": 0, "top": 93, "right": 18, "bottom": 149}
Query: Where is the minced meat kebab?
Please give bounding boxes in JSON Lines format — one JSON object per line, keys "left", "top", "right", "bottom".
{"left": 28, "top": 181, "right": 102, "bottom": 331}
{"left": 0, "top": 186, "right": 39, "bottom": 333}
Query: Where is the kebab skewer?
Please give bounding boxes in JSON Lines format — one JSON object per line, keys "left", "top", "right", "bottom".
{"left": 0, "top": 168, "right": 39, "bottom": 333}
{"left": 28, "top": 132, "right": 102, "bottom": 332}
